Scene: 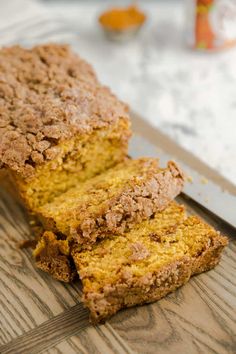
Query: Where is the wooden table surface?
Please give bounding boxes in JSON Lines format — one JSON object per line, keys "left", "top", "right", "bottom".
{"left": 0, "top": 116, "right": 236, "bottom": 354}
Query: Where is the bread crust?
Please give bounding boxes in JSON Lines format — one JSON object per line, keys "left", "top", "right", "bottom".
{"left": 83, "top": 257, "right": 192, "bottom": 323}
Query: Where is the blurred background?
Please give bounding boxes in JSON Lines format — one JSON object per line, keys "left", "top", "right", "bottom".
{"left": 0, "top": 0, "right": 236, "bottom": 184}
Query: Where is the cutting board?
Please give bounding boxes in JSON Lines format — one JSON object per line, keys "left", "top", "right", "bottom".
{"left": 0, "top": 113, "right": 236, "bottom": 354}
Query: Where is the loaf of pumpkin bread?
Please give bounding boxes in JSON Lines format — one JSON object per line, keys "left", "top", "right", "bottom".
{"left": 0, "top": 44, "right": 131, "bottom": 211}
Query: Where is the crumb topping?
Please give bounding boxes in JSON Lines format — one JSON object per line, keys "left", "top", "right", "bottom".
{"left": 129, "top": 242, "right": 150, "bottom": 261}
{"left": 0, "top": 44, "right": 129, "bottom": 177}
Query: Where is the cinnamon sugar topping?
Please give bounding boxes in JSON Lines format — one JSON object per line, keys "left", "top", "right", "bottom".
{"left": 0, "top": 44, "right": 129, "bottom": 177}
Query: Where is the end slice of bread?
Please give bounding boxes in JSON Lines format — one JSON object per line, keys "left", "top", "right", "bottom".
{"left": 72, "top": 203, "right": 228, "bottom": 322}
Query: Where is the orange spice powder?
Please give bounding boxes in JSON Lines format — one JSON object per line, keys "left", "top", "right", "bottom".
{"left": 99, "top": 5, "right": 146, "bottom": 31}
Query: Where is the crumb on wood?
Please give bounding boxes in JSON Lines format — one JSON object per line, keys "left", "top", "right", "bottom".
{"left": 187, "top": 176, "right": 193, "bottom": 183}
{"left": 18, "top": 239, "right": 37, "bottom": 249}
{"left": 201, "top": 177, "right": 208, "bottom": 185}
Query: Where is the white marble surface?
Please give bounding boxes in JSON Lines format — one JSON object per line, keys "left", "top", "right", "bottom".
{"left": 1, "top": 0, "right": 236, "bottom": 184}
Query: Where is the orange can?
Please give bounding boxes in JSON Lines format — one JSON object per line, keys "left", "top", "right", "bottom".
{"left": 186, "top": 0, "right": 236, "bottom": 51}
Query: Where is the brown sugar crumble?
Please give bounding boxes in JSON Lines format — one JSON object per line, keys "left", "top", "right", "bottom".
{"left": 0, "top": 44, "right": 129, "bottom": 178}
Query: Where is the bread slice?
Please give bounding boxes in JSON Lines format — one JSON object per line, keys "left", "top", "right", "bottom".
{"left": 37, "top": 158, "right": 184, "bottom": 247}
{"left": 72, "top": 203, "right": 228, "bottom": 322}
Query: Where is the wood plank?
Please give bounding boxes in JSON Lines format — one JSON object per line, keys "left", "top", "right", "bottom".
{"left": 0, "top": 287, "right": 134, "bottom": 354}
{"left": 46, "top": 339, "right": 86, "bottom": 354}
{"left": 51, "top": 325, "right": 134, "bottom": 354}
{"left": 0, "top": 303, "right": 89, "bottom": 354}
{"left": 67, "top": 324, "right": 134, "bottom": 354}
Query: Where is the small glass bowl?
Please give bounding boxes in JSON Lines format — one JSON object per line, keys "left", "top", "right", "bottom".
{"left": 99, "top": 5, "right": 146, "bottom": 42}
{"left": 101, "top": 22, "right": 145, "bottom": 42}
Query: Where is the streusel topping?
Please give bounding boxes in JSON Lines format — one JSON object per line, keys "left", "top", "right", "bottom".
{"left": 0, "top": 44, "right": 129, "bottom": 177}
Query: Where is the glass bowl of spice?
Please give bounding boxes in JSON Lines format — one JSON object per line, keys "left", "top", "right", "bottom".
{"left": 99, "top": 5, "right": 146, "bottom": 42}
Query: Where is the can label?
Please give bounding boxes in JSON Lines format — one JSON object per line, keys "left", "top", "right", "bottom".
{"left": 187, "top": 0, "right": 236, "bottom": 50}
